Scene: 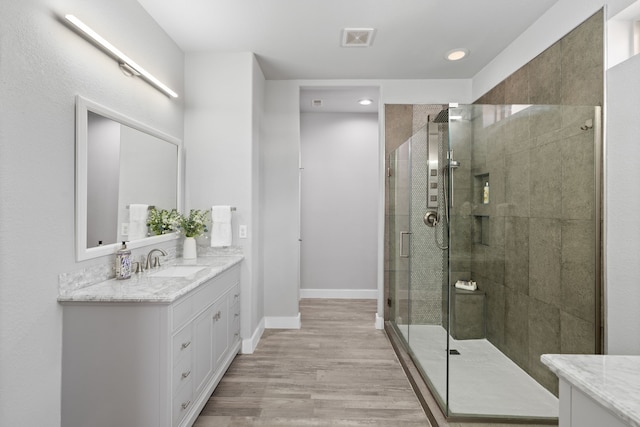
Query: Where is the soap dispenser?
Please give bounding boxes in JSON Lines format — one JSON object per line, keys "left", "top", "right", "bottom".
{"left": 115, "top": 241, "right": 131, "bottom": 280}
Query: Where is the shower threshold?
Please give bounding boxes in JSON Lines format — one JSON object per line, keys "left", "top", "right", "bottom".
{"left": 397, "top": 324, "right": 558, "bottom": 420}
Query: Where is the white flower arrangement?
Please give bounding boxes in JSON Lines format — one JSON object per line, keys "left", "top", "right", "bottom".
{"left": 147, "top": 208, "right": 181, "bottom": 235}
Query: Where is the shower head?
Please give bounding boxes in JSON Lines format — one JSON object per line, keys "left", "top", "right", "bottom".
{"left": 432, "top": 108, "right": 449, "bottom": 123}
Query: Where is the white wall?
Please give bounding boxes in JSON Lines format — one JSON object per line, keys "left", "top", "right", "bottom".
{"left": 0, "top": 1, "right": 184, "bottom": 425}
{"left": 261, "top": 79, "right": 472, "bottom": 326}
{"left": 184, "top": 51, "right": 264, "bottom": 350}
{"left": 605, "top": 53, "right": 640, "bottom": 354}
{"left": 262, "top": 81, "right": 304, "bottom": 324}
{"left": 252, "top": 55, "right": 266, "bottom": 332}
{"left": 300, "top": 112, "right": 379, "bottom": 298}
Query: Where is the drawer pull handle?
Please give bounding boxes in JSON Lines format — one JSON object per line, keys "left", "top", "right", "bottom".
{"left": 181, "top": 370, "right": 191, "bottom": 379}
{"left": 234, "top": 332, "right": 239, "bottom": 337}
{"left": 235, "top": 313, "right": 239, "bottom": 318}
{"left": 181, "top": 341, "right": 191, "bottom": 350}
{"left": 181, "top": 400, "right": 191, "bottom": 410}
{"left": 213, "top": 311, "right": 222, "bottom": 321}
{"left": 234, "top": 294, "right": 239, "bottom": 298}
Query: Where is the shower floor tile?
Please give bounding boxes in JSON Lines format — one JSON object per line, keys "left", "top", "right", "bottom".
{"left": 401, "top": 324, "right": 558, "bottom": 419}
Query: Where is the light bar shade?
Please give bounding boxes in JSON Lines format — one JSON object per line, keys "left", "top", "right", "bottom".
{"left": 65, "top": 14, "right": 178, "bottom": 98}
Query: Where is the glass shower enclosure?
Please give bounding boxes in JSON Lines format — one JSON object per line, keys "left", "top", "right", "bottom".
{"left": 386, "top": 104, "right": 601, "bottom": 422}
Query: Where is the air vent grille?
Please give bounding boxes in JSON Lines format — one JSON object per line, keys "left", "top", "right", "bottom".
{"left": 341, "top": 28, "right": 375, "bottom": 47}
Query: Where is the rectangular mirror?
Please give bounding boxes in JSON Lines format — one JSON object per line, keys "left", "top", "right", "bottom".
{"left": 76, "top": 95, "right": 183, "bottom": 261}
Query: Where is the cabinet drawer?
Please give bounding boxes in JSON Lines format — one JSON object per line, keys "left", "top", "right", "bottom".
{"left": 192, "top": 268, "right": 240, "bottom": 316}
{"left": 172, "top": 295, "right": 193, "bottom": 332}
{"left": 172, "top": 380, "right": 194, "bottom": 427}
{"left": 172, "top": 353, "right": 193, "bottom": 395}
{"left": 172, "top": 326, "right": 193, "bottom": 366}
{"left": 192, "top": 279, "right": 219, "bottom": 317}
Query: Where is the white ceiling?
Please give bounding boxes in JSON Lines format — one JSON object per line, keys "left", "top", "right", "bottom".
{"left": 137, "top": 0, "right": 559, "bottom": 81}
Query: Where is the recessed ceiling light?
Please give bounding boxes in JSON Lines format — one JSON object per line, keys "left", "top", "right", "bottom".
{"left": 445, "top": 48, "right": 469, "bottom": 61}
{"left": 358, "top": 98, "right": 373, "bottom": 106}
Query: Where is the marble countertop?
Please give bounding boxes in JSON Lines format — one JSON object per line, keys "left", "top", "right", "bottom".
{"left": 542, "top": 354, "right": 640, "bottom": 426}
{"left": 58, "top": 255, "right": 243, "bottom": 304}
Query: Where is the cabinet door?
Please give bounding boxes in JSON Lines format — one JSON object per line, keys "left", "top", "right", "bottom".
{"left": 193, "top": 305, "right": 214, "bottom": 397}
{"left": 212, "top": 296, "right": 229, "bottom": 368}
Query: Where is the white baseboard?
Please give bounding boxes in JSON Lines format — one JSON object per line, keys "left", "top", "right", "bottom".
{"left": 264, "top": 313, "right": 301, "bottom": 329}
{"left": 241, "top": 317, "right": 265, "bottom": 354}
{"left": 300, "top": 288, "right": 378, "bottom": 299}
{"left": 375, "top": 312, "right": 384, "bottom": 330}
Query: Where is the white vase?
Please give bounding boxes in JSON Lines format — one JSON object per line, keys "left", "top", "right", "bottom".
{"left": 183, "top": 237, "right": 197, "bottom": 260}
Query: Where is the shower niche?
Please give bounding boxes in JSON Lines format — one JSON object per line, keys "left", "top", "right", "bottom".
{"left": 473, "top": 215, "right": 490, "bottom": 246}
{"left": 472, "top": 172, "right": 491, "bottom": 246}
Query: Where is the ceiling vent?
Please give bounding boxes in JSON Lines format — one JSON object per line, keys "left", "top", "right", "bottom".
{"left": 312, "top": 99, "right": 323, "bottom": 107}
{"left": 341, "top": 28, "right": 375, "bottom": 47}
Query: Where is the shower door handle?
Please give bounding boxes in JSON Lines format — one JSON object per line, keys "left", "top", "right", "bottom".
{"left": 400, "top": 231, "right": 411, "bottom": 258}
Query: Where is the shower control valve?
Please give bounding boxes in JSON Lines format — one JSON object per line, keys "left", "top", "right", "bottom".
{"left": 423, "top": 211, "right": 439, "bottom": 227}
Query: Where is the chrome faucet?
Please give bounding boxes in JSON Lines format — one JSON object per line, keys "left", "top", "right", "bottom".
{"left": 145, "top": 248, "right": 168, "bottom": 270}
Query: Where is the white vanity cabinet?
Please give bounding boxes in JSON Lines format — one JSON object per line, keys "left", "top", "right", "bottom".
{"left": 557, "top": 378, "right": 630, "bottom": 427}
{"left": 61, "top": 265, "right": 241, "bottom": 427}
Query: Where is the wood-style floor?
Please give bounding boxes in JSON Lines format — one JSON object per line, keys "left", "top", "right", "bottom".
{"left": 194, "top": 299, "right": 430, "bottom": 426}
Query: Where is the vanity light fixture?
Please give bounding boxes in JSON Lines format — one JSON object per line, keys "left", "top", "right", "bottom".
{"left": 64, "top": 14, "right": 178, "bottom": 98}
{"left": 358, "top": 98, "right": 373, "bottom": 106}
{"left": 445, "top": 48, "right": 469, "bottom": 61}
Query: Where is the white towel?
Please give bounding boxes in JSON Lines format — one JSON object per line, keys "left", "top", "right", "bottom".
{"left": 128, "top": 204, "right": 149, "bottom": 240}
{"left": 455, "top": 280, "right": 477, "bottom": 291}
{"left": 211, "top": 205, "right": 232, "bottom": 247}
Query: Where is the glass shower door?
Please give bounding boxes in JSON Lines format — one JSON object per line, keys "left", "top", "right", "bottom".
{"left": 388, "top": 140, "right": 411, "bottom": 341}
{"left": 405, "top": 122, "right": 450, "bottom": 413}
{"left": 388, "top": 122, "right": 450, "bottom": 412}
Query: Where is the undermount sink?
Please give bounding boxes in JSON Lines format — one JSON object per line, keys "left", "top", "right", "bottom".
{"left": 147, "top": 265, "right": 206, "bottom": 278}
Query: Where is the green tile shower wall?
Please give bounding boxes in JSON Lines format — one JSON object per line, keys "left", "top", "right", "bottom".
{"left": 463, "top": 105, "right": 598, "bottom": 395}
{"left": 475, "top": 10, "right": 603, "bottom": 107}
{"left": 469, "top": 9, "right": 602, "bottom": 395}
